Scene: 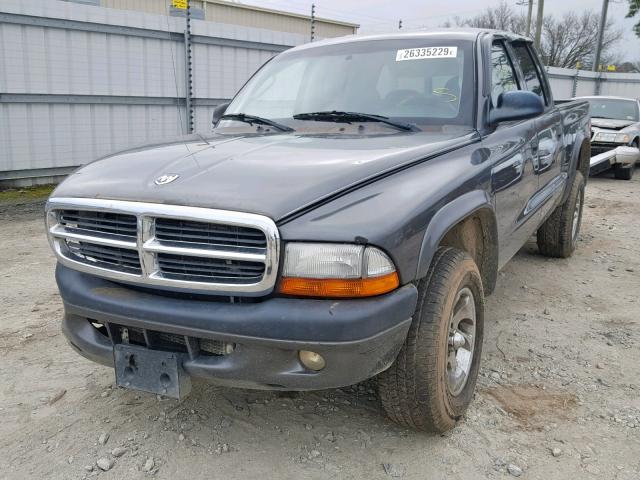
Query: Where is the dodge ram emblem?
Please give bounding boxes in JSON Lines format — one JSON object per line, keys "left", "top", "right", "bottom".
{"left": 154, "top": 174, "right": 180, "bottom": 185}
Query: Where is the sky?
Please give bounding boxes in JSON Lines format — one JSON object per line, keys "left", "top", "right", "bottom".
{"left": 236, "top": 0, "right": 640, "bottom": 61}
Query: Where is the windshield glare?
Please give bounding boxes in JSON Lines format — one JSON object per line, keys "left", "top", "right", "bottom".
{"left": 224, "top": 39, "right": 474, "bottom": 129}
{"left": 587, "top": 99, "right": 639, "bottom": 121}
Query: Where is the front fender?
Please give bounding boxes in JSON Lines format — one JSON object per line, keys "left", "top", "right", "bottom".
{"left": 416, "top": 189, "right": 498, "bottom": 293}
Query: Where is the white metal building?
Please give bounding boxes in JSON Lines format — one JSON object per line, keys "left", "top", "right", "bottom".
{"left": 98, "top": 0, "right": 359, "bottom": 37}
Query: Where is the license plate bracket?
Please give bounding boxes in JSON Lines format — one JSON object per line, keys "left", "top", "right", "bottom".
{"left": 114, "top": 344, "right": 191, "bottom": 399}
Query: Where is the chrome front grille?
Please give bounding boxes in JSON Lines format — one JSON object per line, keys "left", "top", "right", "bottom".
{"left": 46, "top": 198, "right": 280, "bottom": 295}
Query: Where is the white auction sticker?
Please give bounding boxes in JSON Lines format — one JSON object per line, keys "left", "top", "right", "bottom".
{"left": 396, "top": 46, "right": 458, "bottom": 61}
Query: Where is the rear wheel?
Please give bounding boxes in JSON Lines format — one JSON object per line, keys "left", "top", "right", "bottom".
{"left": 377, "top": 247, "right": 484, "bottom": 432}
{"left": 537, "top": 171, "right": 585, "bottom": 258}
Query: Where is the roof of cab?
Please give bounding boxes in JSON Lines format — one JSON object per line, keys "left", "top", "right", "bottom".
{"left": 287, "top": 28, "right": 533, "bottom": 53}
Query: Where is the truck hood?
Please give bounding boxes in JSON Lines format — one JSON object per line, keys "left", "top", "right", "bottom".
{"left": 591, "top": 118, "right": 636, "bottom": 130}
{"left": 53, "top": 131, "right": 475, "bottom": 222}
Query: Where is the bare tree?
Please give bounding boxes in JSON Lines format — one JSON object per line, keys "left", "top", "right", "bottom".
{"left": 541, "top": 11, "right": 623, "bottom": 68}
{"left": 457, "top": 1, "right": 527, "bottom": 33}
{"left": 448, "top": 1, "right": 623, "bottom": 68}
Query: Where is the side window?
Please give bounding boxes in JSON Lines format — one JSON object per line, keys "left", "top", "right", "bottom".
{"left": 511, "top": 43, "right": 547, "bottom": 104}
{"left": 490, "top": 42, "right": 518, "bottom": 108}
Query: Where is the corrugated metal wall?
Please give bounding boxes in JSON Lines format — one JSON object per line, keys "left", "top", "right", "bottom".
{"left": 0, "top": 0, "right": 308, "bottom": 184}
{"left": 547, "top": 66, "right": 640, "bottom": 99}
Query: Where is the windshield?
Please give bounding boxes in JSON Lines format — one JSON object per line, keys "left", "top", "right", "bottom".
{"left": 223, "top": 39, "right": 475, "bottom": 130}
{"left": 587, "top": 99, "right": 639, "bottom": 121}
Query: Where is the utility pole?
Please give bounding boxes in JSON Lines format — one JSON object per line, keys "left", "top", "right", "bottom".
{"left": 398, "top": 19, "right": 402, "bottom": 30}
{"left": 592, "top": 0, "right": 609, "bottom": 72}
{"left": 183, "top": 0, "right": 193, "bottom": 133}
{"left": 534, "top": 0, "right": 544, "bottom": 50}
{"left": 310, "top": 4, "right": 316, "bottom": 42}
{"left": 517, "top": 0, "right": 534, "bottom": 37}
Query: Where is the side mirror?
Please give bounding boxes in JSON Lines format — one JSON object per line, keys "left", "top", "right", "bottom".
{"left": 212, "top": 102, "right": 230, "bottom": 126}
{"left": 489, "top": 91, "right": 544, "bottom": 125}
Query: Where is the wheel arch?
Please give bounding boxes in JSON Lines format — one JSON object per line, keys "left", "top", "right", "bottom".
{"left": 573, "top": 137, "right": 590, "bottom": 185}
{"left": 416, "top": 190, "right": 499, "bottom": 295}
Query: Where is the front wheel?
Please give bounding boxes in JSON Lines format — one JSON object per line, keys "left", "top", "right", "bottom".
{"left": 377, "top": 247, "right": 484, "bottom": 432}
{"left": 537, "top": 171, "right": 585, "bottom": 258}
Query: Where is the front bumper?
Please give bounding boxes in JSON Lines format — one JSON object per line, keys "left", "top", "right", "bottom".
{"left": 590, "top": 145, "right": 640, "bottom": 175}
{"left": 57, "top": 264, "right": 418, "bottom": 390}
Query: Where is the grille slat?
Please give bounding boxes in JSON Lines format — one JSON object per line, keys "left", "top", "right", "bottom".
{"left": 153, "top": 232, "right": 267, "bottom": 247}
{"left": 155, "top": 218, "right": 267, "bottom": 249}
{"left": 66, "top": 241, "right": 142, "bottom": 274}
{"left": 155, "top": 221, "right": 266, "bottom": 237}
{"left": 158, "top": 253, "right": 265, "bottom": 281}
{"left": 73, "top": 243, "right": 141, "bottom": 261}
{"left": 59, "top": 210, "right": 138, "bottom": 238}
{"left": 158, "top": 255, "right": 265, "bottom": 271}
{"left": 61, "top": 214, "right": 137, "bottom": 229}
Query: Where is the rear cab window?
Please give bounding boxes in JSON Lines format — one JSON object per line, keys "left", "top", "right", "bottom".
{"left": 510, "top": 42, "right": 549, "bottom": 106}
{"left": 490, "top": 41, "right": 519, "bottom": 108}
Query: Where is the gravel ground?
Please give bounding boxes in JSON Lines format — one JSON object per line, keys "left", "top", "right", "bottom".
{"left": 0, "top": 172, "right": 639, "bottom": 480}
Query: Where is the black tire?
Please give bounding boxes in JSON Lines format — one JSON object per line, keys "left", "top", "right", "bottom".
{"left": 377, "top": 247, "right": 484, "bottom": 432}
{"left": 537, "top": 171, "right": 585, "bottom": 258}
{"left": 614, "top": 164, "right": 634, "bottom": 180}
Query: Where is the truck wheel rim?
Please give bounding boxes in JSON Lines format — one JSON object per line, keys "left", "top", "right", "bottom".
{"left": 446, "top": 287, "right": 476, "bottom": 396}
{"left": 572, "top": 189, "right": 582, "bottom": 242}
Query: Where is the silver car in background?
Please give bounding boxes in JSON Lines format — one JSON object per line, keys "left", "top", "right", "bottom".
{"left": 578, "top": 96, "right": 640, "bottom": 180}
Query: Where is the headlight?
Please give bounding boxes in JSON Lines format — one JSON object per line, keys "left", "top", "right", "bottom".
{"left": 278, "top": 243, "right": 399, "bottom": 298}
{"left": 594, "top": 132, "right": 629, "bottom": 143}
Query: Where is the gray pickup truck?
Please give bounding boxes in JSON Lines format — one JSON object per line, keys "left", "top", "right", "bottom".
{"left": 46, "top": 29, "right": 590, "bottom": 432}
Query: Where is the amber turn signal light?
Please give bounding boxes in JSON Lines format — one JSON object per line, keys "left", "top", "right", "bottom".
{"left": 278, "top": 272, "right": 399, "bottom": 298}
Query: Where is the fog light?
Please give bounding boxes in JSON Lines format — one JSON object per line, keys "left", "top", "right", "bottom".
{"left": 298, "top": 350, "right": 326, "bottom": 371}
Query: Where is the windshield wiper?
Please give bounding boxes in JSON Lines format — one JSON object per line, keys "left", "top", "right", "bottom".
{"left": 219, "top": 113, "right": 294, "bottom": 132}
{"left": 293, "top": 111, "right": 418, "bottom": 132}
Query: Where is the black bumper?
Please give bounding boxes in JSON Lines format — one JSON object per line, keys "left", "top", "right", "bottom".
{"left": 56, "top": 265, "right": 418, "bottom": 390}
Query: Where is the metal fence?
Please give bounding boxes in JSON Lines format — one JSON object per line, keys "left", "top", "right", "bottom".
{"left": 546, "top": 66, "right": 640, "bottom": 100}
{"left": 0, "top": 0, "right": 307, "bottom": 185}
